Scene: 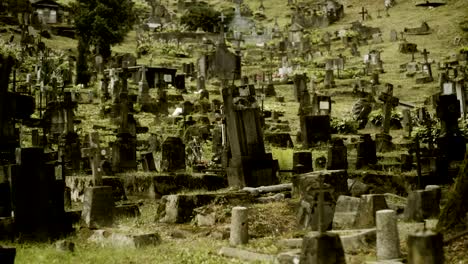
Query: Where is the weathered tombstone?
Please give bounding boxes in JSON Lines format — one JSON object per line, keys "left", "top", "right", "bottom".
{"left": 12, "top": 148, "right": 69, "bottom": 240}
{"left": 407, "top": 229, "right": 444, "bottom": 264}
{"left": 353, "top": 194, "right": 389, "bottom": 228}
{"left": 141, "top": 152, "right": 157, "bottom": 172}
{"left": 376, "top": 84, "right": 399, "bottom": 152}
{"left": 323, "top": 69, "right": 335, "bottom": 88}
{"left": 299, "top": 175, "right": 346, "bottom": 264}
{"left": 402, "top": 108, "right": 413, "bottom": 138}
{"left": 293, "top": 151, "right": 313, "bottom": 174}
{"left": 161, "top": 137, "right": 186, "bottom": 172}
{"left": 81, "top": 132, "right": 103, "bottom": 186}
{"left": 326, "top": 138, "right": 348, "bottom": 170}
{"left": 356, "top": 134, "right": 377, "bottom": 169}
{"left": 403, "top": 186, "right": 441, "bottom": 222}
{"left": 174, "top": 74, "right": 185, "bottom": 90}
{"left": 293, "top": 74, "right": 307, "bottom": 102}
{"left": 436, "top": 94, "right": 466, "bottom": 180}
{"left": 222, "top": 85, "right": 278, "bottom": 187}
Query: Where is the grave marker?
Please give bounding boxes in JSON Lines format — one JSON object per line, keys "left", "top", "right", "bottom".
{"left": 376, "top": 83, "right": 399, "bottom": 152}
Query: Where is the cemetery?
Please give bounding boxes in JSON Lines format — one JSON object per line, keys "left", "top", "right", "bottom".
{"left": 0, "top": 0, "right": 467, "bottom": 263}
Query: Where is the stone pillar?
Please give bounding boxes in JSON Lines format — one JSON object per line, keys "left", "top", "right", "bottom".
{"left": 376, "top": 209, "right": 400, "bottom": 260}
{"left": 407, "top": 229, "right": 444, "bottom": 264}
{"left": 230, "top": 206, "right": 249, "bottom": 246}
{"left": 300, "top": 232, "right": 346, "bottom": 264}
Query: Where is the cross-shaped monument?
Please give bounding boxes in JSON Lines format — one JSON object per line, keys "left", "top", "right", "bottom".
{"left": 376, "top": 83, "right": 399, "bottom": 152}
{"left": 359, "top": 7, "right": 368, "bottom": 21}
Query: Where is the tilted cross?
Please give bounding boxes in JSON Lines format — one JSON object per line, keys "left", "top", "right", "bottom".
{"left": 81, "top": 132, "right": 103, "bottom": 186}
{"left": 359, "top": 7, "right": 368, "bottom": 21}
{"left": 421, "top": 49, "right": 430, "bottom": 63}
{"left": 378, "top": 83, "right": 399, "bottom": 134}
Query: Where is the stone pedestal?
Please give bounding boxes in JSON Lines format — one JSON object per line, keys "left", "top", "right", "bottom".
{"left": 300, "top": 232, "right": 346, "bottom": 264}
{"left": 376, "top": 209, "right": 400, "bottom": 260}
{"left": 376, "top": 133, "right": 393, "bottom": 152}
{"left": 407, "top": 229, "right": 444, "bottom": 264}
{"left": 229, "top": 206, "right": 249, "bottom": 246}
{"left": 0, "top": 247, "right": 16, "bottom": 264}
{"left": 82, "top": 186, "right": 115, "bottom": 228}
{"left": 293, "top": 151, "right": 313, "bottom": 174}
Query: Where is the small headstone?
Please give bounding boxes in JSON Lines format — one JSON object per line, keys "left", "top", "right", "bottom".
{"left": 353, "top": 194, "right": 389, "bottom": 228}
{"left": 407, "top": 229, "right": 444, "bottom": 264}
{"left": 326, "top": 138, "right": 348, "bottom": 170}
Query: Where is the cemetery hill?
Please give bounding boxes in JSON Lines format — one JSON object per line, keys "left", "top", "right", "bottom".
{"left": 0, "top": 0, "right": 468, "bottom": 263}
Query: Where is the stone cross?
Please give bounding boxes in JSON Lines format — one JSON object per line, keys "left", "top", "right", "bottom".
{"left": 81, "top": 132, "right": 103, "bottom": 186}
{"left": 359, "top": 7, "right": 368, "bottom": 21}
{"left": 421, "top": 49, "right": 430, "bottom": 64}
{"left": 378, "top": 83, "right": 399, "bottom": 134}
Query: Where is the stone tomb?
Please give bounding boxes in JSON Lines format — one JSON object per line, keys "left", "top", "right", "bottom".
{"left": 222, "top": 85, "right": 278, "bottom": 187}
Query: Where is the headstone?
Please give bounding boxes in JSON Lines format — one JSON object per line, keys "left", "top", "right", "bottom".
{"left": 407, "top": 229, "right": 444, "bottom": 264}
{"left": 293, "top": 74, "right": 308, "bottom": 102}
{"left": 402, "top": 109, "right": 412, "bottom": 138}
{"left": 356, "top": 134, "right": 377, "bottom": 169}
{"left": 403, "top": 186, "right": 441, "bottom": 222}
{"left": 353, "top": 194, "right": 389, "bottom": 228}
{"left": 326, "top": 138, "right": 348, "bottom": 170}
{"left": 141, "top": 152, "right": 157, "bottom": 172}
{"left": 222, "top": 85, "right": 278, "bottom": 187}
{"left": 293, "top": 151, "right": 313, "bottom": 174}
{"left": 81, "top": 186, "right": 115, "bottom": 228}
{"left": 161, "top": 137, "right": 186, "bottom": 172}
{"left": 81, "top": 132, "right": 103, "bottom": 186}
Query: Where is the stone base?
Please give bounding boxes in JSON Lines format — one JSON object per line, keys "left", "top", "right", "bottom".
{"left": 375, "top": 133, "right": 393, "bottom": 153}
{"left": 300, "top": 232, "right": 346, "bottom": 264}
{"left": 82, "top": 186, "right": 115, "bottom": 228}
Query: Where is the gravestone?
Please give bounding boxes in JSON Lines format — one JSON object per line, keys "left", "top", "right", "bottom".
{"left": 436, "top": 94, "right": 466, "bottom": 180}
{"left": 222, "top": 85, "right": 278, "bottom": 187}
{"left": 356, "top": 134, "right": 377, "bottom": 169}
{"left": 390, "top": 29, "right": 398, "bottom": 42}
{"left": 141, "top": 152, "right": 157, "bottom": 172}
{"left": 293, "top": 151, "right": 313, "bottom": 174}
{"left": 376, "top": 84, "right": 399, "bottom": 152}
{"left": 161, "top": 137, "right": 186, "bottom": 172}
{"left": 326, "top": 138, "right": 348, "bottom": 170}
{"left": 12, "top": 148, "right": 70, "bottom": 240}
{"left": 293, "top": 74, "right": 308, "bottom": 102}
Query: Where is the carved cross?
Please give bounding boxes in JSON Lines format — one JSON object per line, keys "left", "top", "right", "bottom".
{"left": 359, "top": 7, "right": 368, "bottom": 21}
{"left": 378, "top": 83, "right": 399, "bottom": 134}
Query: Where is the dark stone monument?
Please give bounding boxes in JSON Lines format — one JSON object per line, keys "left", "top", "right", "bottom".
{"left": 293, "top": 151, "right": 313, "bottom": 174}
{"left": 222, "top": 85, "right": 278, "bottom": 187}
{"left": 326, "top": 138, "right": 348, "bottom": 170}
{"left": 161, "top": 137, "right": 186, "bottom": 172}
{"left": 356, "top": 134, "right": 377, "bottom": 169}
{"left": 376, "top": 83, "right": 399, "bottom": 152}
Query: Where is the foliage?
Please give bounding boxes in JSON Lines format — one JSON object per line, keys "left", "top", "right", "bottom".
{"left": 73, "top": 0, "right": 136, "bottom": 60}
{"left": 368, "top": 109, "right": 402, "bottom": 128}
{"left": 6, "top": 0, "right": 32, "bottom": 15}
{"left": 330, "top": 117, "right": 358, "bottom": 134}
{"left": 180, "top": 3, "right": 221, "bottom": 32}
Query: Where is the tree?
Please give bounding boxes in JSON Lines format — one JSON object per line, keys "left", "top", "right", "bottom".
{"left": 437, "top": 156, "right": 468, "bottom": 231}
{"left": 73, "top": 0, "right": 136, "bottom": 84}
{"left": 180, "top": 4, "right": 221, "bottom": 32}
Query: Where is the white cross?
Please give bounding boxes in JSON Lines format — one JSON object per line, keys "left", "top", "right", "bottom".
{"left": 219, "top": 12, "right": 226, "bottom": 23}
